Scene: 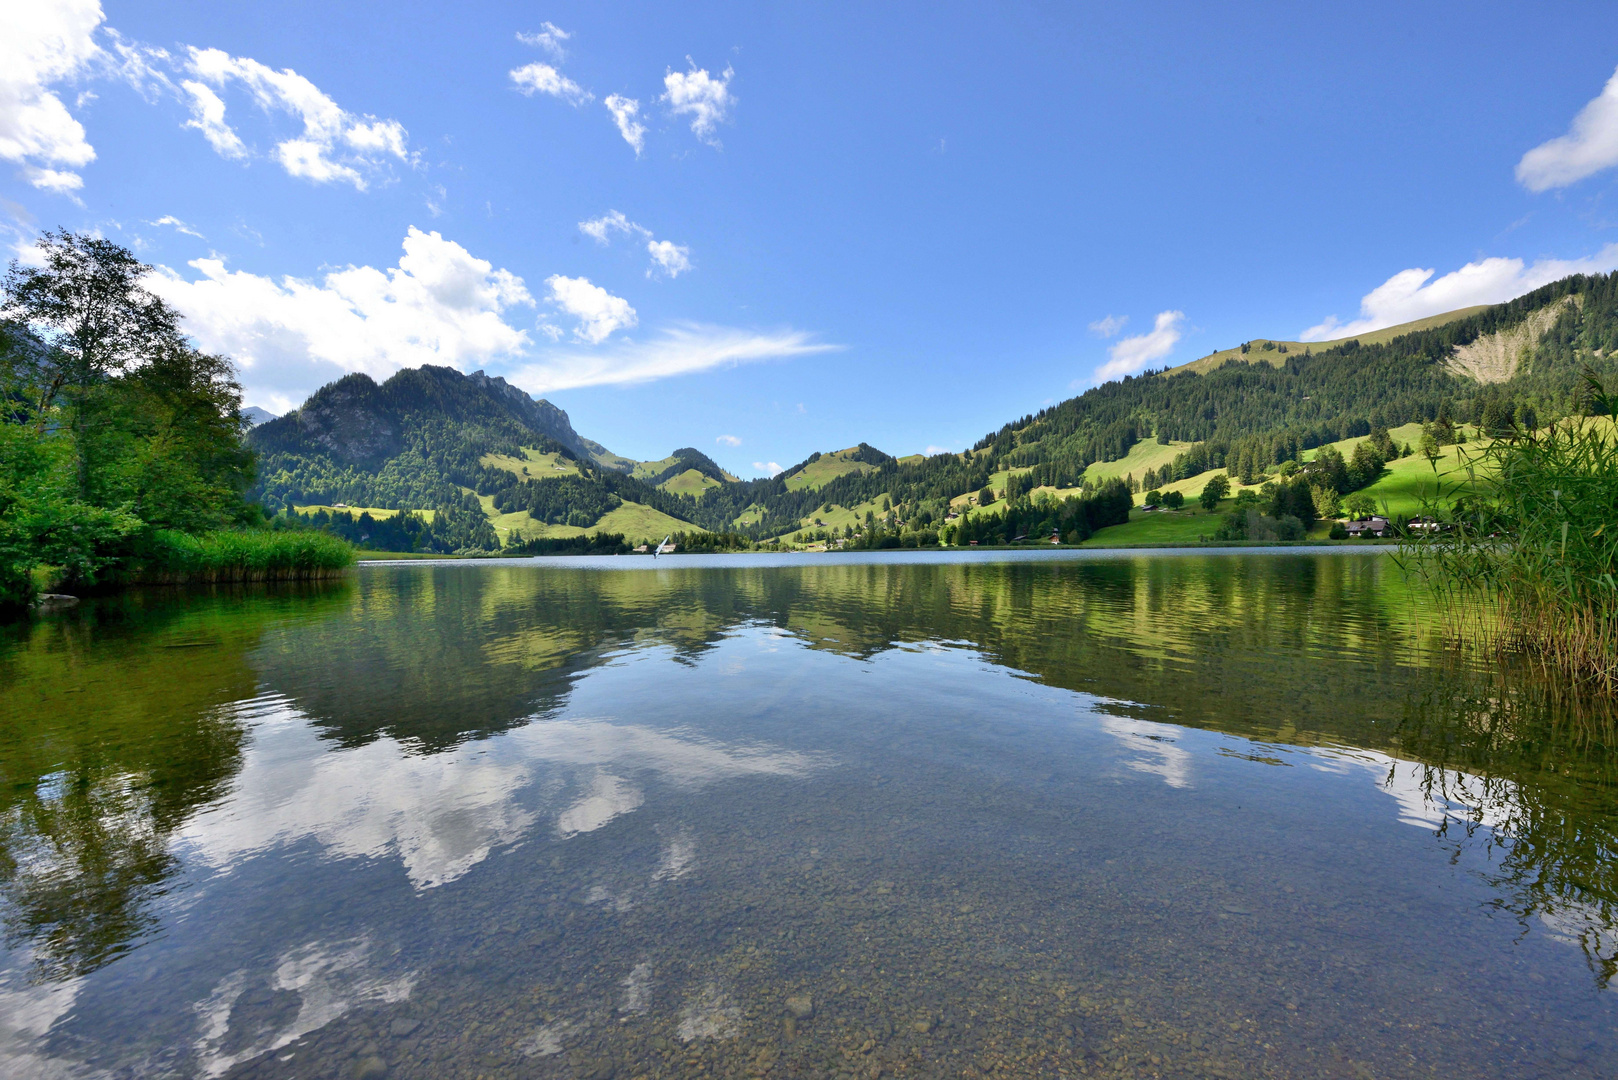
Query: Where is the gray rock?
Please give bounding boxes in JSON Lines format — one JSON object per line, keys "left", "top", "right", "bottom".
{"left": 785, "top": 993, "right": 814, "bottom": 1019}
{"left": 34, "top": 593, "right": 79, "bottom": 612}
{"left": 388, "top": 1018, "right": 420, "bottom": 1038}
{"left": 351, "top": 1055, "right": 387, "bottom": 1080}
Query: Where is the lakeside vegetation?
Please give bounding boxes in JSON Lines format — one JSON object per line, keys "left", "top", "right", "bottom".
{"left": 1403, "top": 372, "right": 1618, "bottom": 691}
{"left": 1, "top": 231, "right": 354, "bottom": 611}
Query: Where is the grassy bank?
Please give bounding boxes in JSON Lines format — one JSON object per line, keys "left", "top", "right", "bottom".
{"left": 122, "top": 529, "right": 356, "bottom": 585}
{"left": 1403, "top": 377, "right": 1618, "bottom": 691}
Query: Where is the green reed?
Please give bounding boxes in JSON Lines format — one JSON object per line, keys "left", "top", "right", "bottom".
{"left": 127, "top": 528, "right": 356, "bottom": 584}
{"left": 1401, "top": 371, "right": 1618, "bottom": 692}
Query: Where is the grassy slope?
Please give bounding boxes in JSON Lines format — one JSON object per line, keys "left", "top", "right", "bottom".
{"left": 1163, "top": 306, "right": 1490, "bottom": 377}
{"left": 491, "top": 500, "right": 695, "bottom": 545}
{"left": 480, "top": 448, "right": 581, "bottom": 478}
{"left": 783, "top": 448, "right": 881, "bottom": 491}
{"left": 659, "top": 468, "right": 724, "bottom": 497}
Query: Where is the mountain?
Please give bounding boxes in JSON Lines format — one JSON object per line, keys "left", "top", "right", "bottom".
{"left": 241, "top": 405, "right": 278, "bottom": 427}
{"left": 248, "top": 365, "right": 701, "bottom": 548}
{"left": 251, "top": 271, "right": 1618, "bottom": 548}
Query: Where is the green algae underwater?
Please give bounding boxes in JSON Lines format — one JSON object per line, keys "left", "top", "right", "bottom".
{"left": 1, "top": 549, "right": 1615, "bottom": 1080}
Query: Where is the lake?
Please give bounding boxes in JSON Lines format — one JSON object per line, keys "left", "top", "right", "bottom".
{"left": 1, "top": 550, "right": 1615, "bottom": 1079}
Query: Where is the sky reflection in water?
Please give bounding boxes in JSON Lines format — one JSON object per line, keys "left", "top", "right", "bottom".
{"left": 1, "top": 551, "right": 1615, "bottom": 1079}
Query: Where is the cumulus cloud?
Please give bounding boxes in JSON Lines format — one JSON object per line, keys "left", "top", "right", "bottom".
{"left": 715, "top": 434, "right": 741, "bottom": 447}
{"left": 510, "top": 62, "right": 592, "bottom": 106}
{"left": 604, "top": 94, "right": 646, "bottom": 155}
{"left": 545, "top": 274, "right": 637, "bottom": 344}
{"left": 150, "top": 214, "right": 203, "bottom": 238}
{"left": 516, "top": 23, "right": 571, "bottom": 61}
{"left": 146, "top": 227, "right": 533, "bottom": 412}
{"left": 0, "top": 0, "right": 103, "bottom": 192}
{"left": 1517, "top": 64, "right": 1618, "bottom": 191}
{"left": 1088, "top": 314, "right": 1127, "bottom": 338}
{"left": 753, "top": 461, "right": 783, "bottom": 476}
{"left": 510, "top": 323, "right": 838, "bottom": 394}
{"left": 646, "top": 239, "right": 692, "bottom": 279}
{"left": 1094, "top": 310, "right": 1184, "bottom": 382}
{"left": 662, "top": 61, "right": 734, "bottom": 146}
{"left": 924, "top": 445, "right": 955, "bottom": 456}
{"left": 184, "top": 46, "right": 410, "bottom": 189}
{"left": 1299, "top": 245, "right": 1618, "bottom": 342}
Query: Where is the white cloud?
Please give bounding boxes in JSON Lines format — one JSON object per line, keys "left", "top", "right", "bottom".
{"left": 1517, "top": 64, "right": 1618, "bottom": 191}
{"left": 151, "top": 214, "right": 203, "bottom": 238}
{"left": 180, "top": 79, "right": 245, "bottom": 158}
{"left": 579, "top": 209, "right": 647, "bottom": 244}
{"left": 0, "top": 0, "right": 103, "bottom": 192}
{"left": 510, "top": 323, "right": 838, "bottom": 393}
{"left": 579, "top": 212, "right": 693, "bottom": 279}
{"left": 662, "top": 61, "right": 734, "bottom": 146}
{"left": 147, "top": 226, "right": 534, "bottom": 413}
{"left": 1088, "top": 314, "right": 1127, "bottom": 338}
{"left": 604, "top": 94, "right": 645, "bottom": 155}
{"left": 646, "top": 239, "right": 691, "bottom": 279}
{"left": 545, "top": 274, "right": 637, "bottom": 344}
{"left": 753, "top": 461, "right": 783, "bottom": 476}
{"left": 715, "top": 434, "right": 741, "bottom": 447}
{"left": 185, "top": 46, "right": 410, "bottom": 189}
{"left": 1299, "top": 245, "right": 1618, "bottom": 342}
{"left": 1094, "top": 310, "right": 1184, "bottom": 382}
{"left": 516, "top": 23, "right": 571, "bottom": 61}
{"left": 510, "top": 62, "right": 592, "bottom": 106}
{"left": 924, "top": 445, "right": 954, "bottom": 456}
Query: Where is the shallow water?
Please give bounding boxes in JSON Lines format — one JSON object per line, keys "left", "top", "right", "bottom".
{"left": 2, "top": 550, "right": 1616, "bottom": 1079}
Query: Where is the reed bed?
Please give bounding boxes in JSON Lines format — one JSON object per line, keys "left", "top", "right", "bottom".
{"left": 127, "top": 529, "right": 356, "bottom": 584}
{"left": 1401, "top": 372, "right": 1618, "bottom": 693}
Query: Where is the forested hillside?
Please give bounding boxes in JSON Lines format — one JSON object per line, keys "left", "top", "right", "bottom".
{"left": 246, "top": 269, "right": 1618, "bottom": 548}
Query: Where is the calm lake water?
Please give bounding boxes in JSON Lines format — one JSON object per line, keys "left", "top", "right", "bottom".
{"left": 2, "top": 550, "right": 1616, "bottom": 1080}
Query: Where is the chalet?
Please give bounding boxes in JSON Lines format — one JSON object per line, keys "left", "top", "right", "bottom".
{"left": 1344, "top": 516, "right": 1392, "bottom": 538}
{"left": 1407, "top": 515, "right": 1449, "bottom": 532}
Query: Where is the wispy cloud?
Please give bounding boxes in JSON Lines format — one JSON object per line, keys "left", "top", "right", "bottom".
{"left": 1299, "top": 245, "right": 1618, "bottom": 341}
{"left": 579, "top": 211, "right": 692, "bottom": 279}
{"left": 662, "top": 60, "right": 734, "bottom": 147}
{"left": 1088, "top": 314, "right": 1127, "bottom": 338}
{"left": 516, "top": 23, "right": 571, "bottom": 61}
{"left": 923, "top": 445, "right": 955, "bottom": 456}
{"left": 184, "top": 46, "right": 411, "bottom": 189}
{"left": 715, "top": 434, "right": 741, "bottom": 447}
{"left": 150, "top": 214, "right": 203, "bottom": 238}
{"left": 604, "top": 94, "right": 645, "bottom": 155}
{"left": 510, "top": 62, "right": 592, "bottom": 106}
{"left": 752, "top": 461, "right": 783, "bottom": 476}
{"left": 1517, "top": 64, "right": 1618, "bottom": 191}
{"left": 510, "top": 323, "right": 839, "bottom": 394}
{"left": 579, "top": 209, "right": 647, "bottom": 244}
{"left": 1093, "top": 310, "right": 1183, "bottom": 382}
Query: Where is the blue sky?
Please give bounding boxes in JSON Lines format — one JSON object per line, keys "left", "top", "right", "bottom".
{"left": 8, "top": 2, "right": 1618, "bottom": 474}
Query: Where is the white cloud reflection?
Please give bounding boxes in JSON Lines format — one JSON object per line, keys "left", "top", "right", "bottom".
{"left": 178, "top": 702, "right": 822, "bottom": 890}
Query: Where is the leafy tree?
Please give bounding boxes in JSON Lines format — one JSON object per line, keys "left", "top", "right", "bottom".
{"left": 978, "top": 485, "right": 994, "bottom": 506}
{"left": 1143, "top": 489, "right": 1163, "bottom": 505}
{"left": 2, "top": 231, "right": 186, "bottom": 498}
{"left": 1344, "top": 492, "right": 1378, "bottom": 519}
{"left": 1161, "top": 490, "right": 1184, "bottom": 509}
{"left": 1199, "top": 474, "right": 1230, "bottom": 511}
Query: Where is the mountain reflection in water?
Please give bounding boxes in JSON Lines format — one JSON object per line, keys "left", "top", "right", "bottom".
{"left": 0, "top": 551, "right": 1614, "bottom": 1079}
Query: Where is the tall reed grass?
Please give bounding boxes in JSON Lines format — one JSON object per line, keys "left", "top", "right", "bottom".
{"left": 1401, "top": 371, "right": 1618, "bottom": 692}
{"left": 127, "top": 529, "right": 356, "bottom": 584}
